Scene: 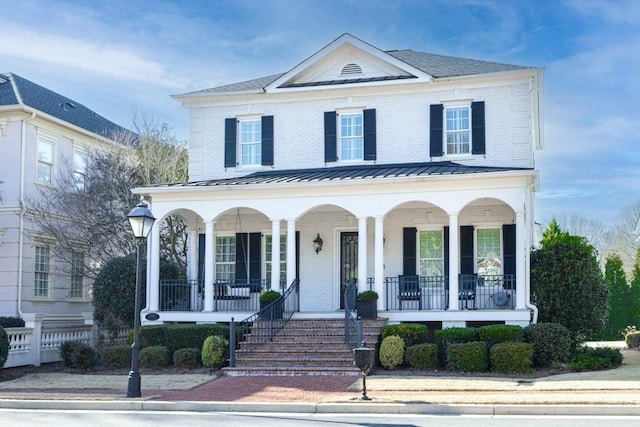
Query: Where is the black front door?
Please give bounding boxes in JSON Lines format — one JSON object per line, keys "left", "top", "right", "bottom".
{"left": 340, "top": 232, "right": 358, "bottom": 309}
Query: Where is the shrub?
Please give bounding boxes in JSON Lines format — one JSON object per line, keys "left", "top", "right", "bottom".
{"left": 139, "top": 345, "right": 171, "bottom": 368}
{"left": 173, "top": 347, "right": 201, "bottom": 369}
{"left": 435, "top": 327, "right": 478, "bottom": 366}
{"left": 570, "top": 354, "right": 610, "bottom": 371}
{"left": 523, "top": 323, "right": 572, "bottom": 367}
{"left": 490, "top": 342, "right": 534, "bottom": 374}
{"left": 626, "top": 331, "right": 640, "bottom": 349}
{"left": 478, "top": 324, "right": 523, "bottom": 347}
{"left": 379, "top": 335, "right": 405, "bottom": 370}
{"left": 59, "top": 341, "right": 96, "bottom": 371}
{"left": 0, "top": 326, "right": 8, "bottom": 369}
{"left": 0, "top": 316, "right": 25, "bottom": 328}
{"left": 99, "top": 344, "right": 131, "bottom": 369}
{"left": 570, "top": 346, "right": 623, "bottom": 371}
{"left": 406, "top": 343, "right": 438, "bottom": 370}
{"left": 381, "top": 323, "right": 428, "bottom": 347}
{"left": 137, "top": 325, "right": 166, "bottom": 348}
{"left": 201, "top": 335, "right": 229, "bottom": 368}
{"left": 259, "top": 290, "right": 281, "bottom": 303}
{"left": 164, "top": 324, "right": 229, "bottom": 354}
{"left": 446, "top": 341, "right": 488, "bottom": 372}
{"left": 356, "top": 290, "right": 379, "bottom": 301}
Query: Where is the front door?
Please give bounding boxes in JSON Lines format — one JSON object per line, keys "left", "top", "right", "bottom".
{"left": 340, "top": 231, "right": 358, "bottom": 309}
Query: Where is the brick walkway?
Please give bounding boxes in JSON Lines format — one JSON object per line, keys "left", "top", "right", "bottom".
{"left": 156, "top": 376, "right": 358, "bottom": 402}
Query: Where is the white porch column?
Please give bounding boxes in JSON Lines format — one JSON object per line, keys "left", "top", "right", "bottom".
{"left": 357, "top": 216, "right": 368, "bottom": 293}
{"left": 448, "top": 213, "right": 460, "bottom": 311}
{"left": 187, "top": 229, "right": 198, "bottom": 281}
{"left": 271, "top": 219, "right": 281, "bottom": 290}
{"left": 374, "top": 216, "right": 385, "bottom": 311}
{"left": 286, "top": 219, "right": 296, "bottom": 287}
{"left": 203, "top": 220, "right": 215, "bottom": 312}
{"left": 515, "top": 210, "right": 526, "bottom": 309}
{"left": 149, "top": 222, "right": 160, "bottom": 312}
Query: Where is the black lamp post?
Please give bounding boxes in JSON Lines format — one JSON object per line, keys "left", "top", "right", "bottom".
{"left": 126, "top": 202, "right": 155, "bottom": 398}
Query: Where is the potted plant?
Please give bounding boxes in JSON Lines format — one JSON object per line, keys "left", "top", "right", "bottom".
{"left": 259, "top": 290, "right": 282, "bottom": 320}
{"left": 356, "top": 290, "right": 378, "bottom": 319}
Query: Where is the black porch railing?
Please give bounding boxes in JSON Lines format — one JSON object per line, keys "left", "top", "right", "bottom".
{"left": 344, "top": 278, "right": 361, "bottom": 351}
{"left": 228, "top": 279, "right": 299, "bottom": 367}
{"left": 458, "top": 274, "right": 515, "bottom": 310}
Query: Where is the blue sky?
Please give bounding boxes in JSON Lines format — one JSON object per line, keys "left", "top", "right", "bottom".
{"left": 2, "top": 0, "right": 639, "bottom": 225}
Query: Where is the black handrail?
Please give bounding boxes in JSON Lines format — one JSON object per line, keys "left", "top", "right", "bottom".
{"left": 229, "top": 278, "right": 299, "bottom": 367}
{"left": 344, "top": 278, "right": 361, "bottom": 350}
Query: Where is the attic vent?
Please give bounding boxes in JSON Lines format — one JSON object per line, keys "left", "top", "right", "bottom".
{"left": 59, "top": 102, "right": 76, "bottom": 111}
{"left": 341, "top": 63, "right": 363, "bottom": 76}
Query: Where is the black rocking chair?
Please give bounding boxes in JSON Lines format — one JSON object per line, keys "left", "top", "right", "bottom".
{"left": 398, "top": 275, "right": 422, "bottom": 311}
{"left": 458, "top": 274, "right": 478, "bottom": 310}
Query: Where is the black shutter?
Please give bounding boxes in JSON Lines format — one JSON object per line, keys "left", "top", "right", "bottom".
{"left": 324, "top": 111, "right": 337, "bottom": 163}
{"left": 224, "top": 118, "right": 237, "bottom": 168}
{"left": 503, "top": 224, "right": 516, "bottom": 289}
{"left": 363, "top": 108, "right": 376, "bottom": 161}
{"left": 403, "top": 227, "right": 417, "bottom": 275}
{"left": 261, "top": 115, "right": 274, "bottom": 166}
{"left": 443, "top": 226, "right": 449, "bottom": 278}
{"left": 235, "top": 233, "right": 248, "bottom": 282}
{"left": 471, "top": 101, "right": 486, "bottom": 155}
{"left": 198, "top": 233, "right": 205, "bottom": 283}
{"left": 460, "top": 226, "right": 475, "bottom": 275}
{"left": 430, "top": 104, "right": 444, "bottom": 157}
{"left": 249, "top": 232, "right": 261, "bottom": 281}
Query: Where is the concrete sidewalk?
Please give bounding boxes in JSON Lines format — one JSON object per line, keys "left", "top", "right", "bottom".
{"left": 0, "top": 345, "right": 639, "bottom": 416}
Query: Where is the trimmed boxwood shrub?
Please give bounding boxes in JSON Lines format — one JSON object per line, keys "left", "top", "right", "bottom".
{"left": 173, "top": 347, "right": 201, "bottom": 369}
{"left": 379, "top": 335, "right": 405, "bottom": 370}
{"left": 0, "top": 316, "right": 25, "bottom": 328}
{"left": 201, "top": 335, "right": 229, "bottom": 368}
{"left": 570, "top": 346, "right": 623, "bottom": 371}
{"left": 626, "top": 331, "right": 640, "bottom": 349}
{"left": 139, "top": 345, "right": 171, "bottom": 368}
{"left": 164, "top": 324, "right": 229, "bottom": 354}
{"left": 406, "top": 343, "right": 438, "bottom": 370}
{"left": 490, "top": 342, "right": 534, "bottom": 374}
{"left": 446, "top": 341, "right": 488, "bottom": 372}
{"left": 0, "top": 326, "right": 9, "bottom": 369}
{"left": 523, "top": 322, "right": 572, "bottom": 367}
{"left": 381, "top": 323, "right": 428, "bottom": 347}
{"left": 99, "top": 344, "right": 131, "bottom": 369}
{"left": 478, "top": 324, "right": 523, "bottom": 347}
{"left": 59, "top": 341, "right": 97, "bottom": 371}
{"left": 136, "top": 325, "right": 166, "bottom": 348}
{"left": 435, "top": 327, "right": 478, "bottom": 366}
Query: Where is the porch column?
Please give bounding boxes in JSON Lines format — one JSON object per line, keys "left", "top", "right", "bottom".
{"left": 203, "top": 220, "right": 215, "bottom": 312}
{"left": 286, "top": 219, "right": 296, "bottom": 287}
{"left": 448, "top": 213, "right": 460, "bottom": 311}
{"left": 148, "top": 222, "right": 160, "bottom": 312}
{"left": 271, "top": 219, "right": 281, "bottom": 290}
{"left": 374, "top": 216, "right": 385, "bottom": 311}
{"left": 188, "top": 229, "right": 198, "bottom": 281}
{"left": 357, "top": 216, "right": 368, "bottom": 293}
{"left": 515, "top": 210, "right": 526, "bottom": 309}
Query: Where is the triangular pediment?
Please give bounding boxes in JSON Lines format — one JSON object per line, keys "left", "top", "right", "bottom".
{"left": 265, "top": 33, "right": 432, "bottom": 92}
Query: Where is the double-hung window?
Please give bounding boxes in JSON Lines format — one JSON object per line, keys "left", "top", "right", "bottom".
{"left": 476, "top": 228, "right": 502, "bottom": 278}
{"left": 37, "top": 138, "right": 54, "bottom": 185}
{"left": 73, "top": 149, "right": 87, "bottom": 190}
{"left": 265, "top": 235, "right": 287, "bottom": 286}
{"left": 215, "top": 236, "right": 236, "bottom": 282}
{"left": 70, "top": 251, "right": 84, "bottom": 298}
{"left": 34, "top": 245, "right": 51, "bottom": 298}
{"left": 239, "top": 119, "right": 261, "bottom": 167}
{"left": 339, "top": 112, "right": 363, "bottom": 161}
{"left": 418, "top": 230, "right": 444, "bottom": 277}
{"left": 445, "top": 106, "right": 471, "bottom": 155}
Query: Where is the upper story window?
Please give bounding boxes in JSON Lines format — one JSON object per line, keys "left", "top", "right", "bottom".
{"left": 37, "top": 138, "right": 54, "bottom": 185}
{"left": 445, "top": 106, "right": 470, "bottom": 155}
{"left": 224, "top": 116, "right": 274, "bottom": 168}
{"left": 240, "top": 119, "right": 262, "bottom": 167}
{"left": 339, "top": 112, "right": 363, "bottom": 161}
{"left": 430, "top": 101, "right": 485, "bottom": 158}
{"left": 73, "top": 149, "right": 87, "bottom": 190}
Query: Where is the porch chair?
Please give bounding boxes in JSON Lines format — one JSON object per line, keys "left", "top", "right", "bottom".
{"left": 458, "top": 274, "right": 477, "bottom": 310}
{"left": 398, "top": 275, "right": 422, "bottom": 311}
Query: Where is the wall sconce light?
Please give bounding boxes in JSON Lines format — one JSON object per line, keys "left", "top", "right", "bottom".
{"left": 313, "top": 233, "right": 323, "bottom": 254}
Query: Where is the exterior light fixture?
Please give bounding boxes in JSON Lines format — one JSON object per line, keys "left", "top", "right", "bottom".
{"left": 313, "top": 233, "right": 323, "bottom": 254}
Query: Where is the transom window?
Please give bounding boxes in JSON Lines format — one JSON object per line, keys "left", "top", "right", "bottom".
{"left": 476, "top": 228, "right": 502, "bottom": 277}
{"left": 215, "top": 236, "right": 236, "bottom": 281}
{"left": 239, "top": 119, "right": 261, "bottom": 166}
{"left": 73, "top": 149, "right": 87, "bottom": 190}
{"left": 37, "top": 139, "right": 54, "bottom": 184}
{"left": 34, "top": 245, "right": 51, "bottom": 297}
{"left": 339, "top": 112, "right": 363, "bottom": 161}
{"left": 265, "top": 235, "right": 287, "bottom": 286}
{"left": 70, "top": 251, "right": 84, "bottom": 298}
{"left": 445, "top": 106, "right": 470, "bottom": 155}
{"left": 419, "top": 230, "right": 444, "bottom": 277}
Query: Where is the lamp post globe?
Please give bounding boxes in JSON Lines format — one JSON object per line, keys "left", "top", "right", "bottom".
{"left": 126, "top": 202, "right": 155, "bottom": 398}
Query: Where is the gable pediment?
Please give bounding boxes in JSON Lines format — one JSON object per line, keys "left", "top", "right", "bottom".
{"left": 265, "top": 33, "right": 432, "bottom": 92}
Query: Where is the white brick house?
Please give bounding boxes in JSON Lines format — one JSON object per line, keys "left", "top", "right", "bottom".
{"left": 134, "top": 34, "right": 544, "bottom": 329}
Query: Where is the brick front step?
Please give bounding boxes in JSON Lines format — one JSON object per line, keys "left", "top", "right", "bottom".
{"left": 223, "top": 366, "right": 362, "bottom": 377}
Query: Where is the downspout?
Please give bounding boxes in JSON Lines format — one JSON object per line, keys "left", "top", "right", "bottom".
{"left": 17, "top": 110, "right": 37, "bottom": 316}
{"left": 525, "top": 181, "right": 538, "bottom": 323}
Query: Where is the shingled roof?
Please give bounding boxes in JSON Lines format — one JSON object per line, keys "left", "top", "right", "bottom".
{"left": 0, "top": 73, "right": 131, "bottom": 140}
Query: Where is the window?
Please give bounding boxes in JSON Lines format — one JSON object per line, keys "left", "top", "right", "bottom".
{"left": 70, "top": 251, "right": 84, "bottom": 298}
{"left": 418, "top": 230, "right": 444, "bottom": 277}
{"left": 240, "top": 119, "right": 261, "bottom": 166}
{"left": 339, "top": 112, "right": 363, "bottom": 161}
{"left": 445, "top": 106, "right": 470, "bottom": 155}
{"left": 215, "top": 236, "right": 236, "bottom": 281}
{"left": 73, "top": 149, "right": 87, "bottom": 190}
{"left": 37, "top": 139, "right": 54, "bottom": 184}
{"left": 430, "top": 102, "right": 485, "bottom": 157}
{"left": 265, "top": 235, "right": 287, "bottom": 285}
{"left": 476, "top": 228, "right": 502, "bottom": 277}
{"left": 34, "top": 245, "right": 51, "bottom": 297}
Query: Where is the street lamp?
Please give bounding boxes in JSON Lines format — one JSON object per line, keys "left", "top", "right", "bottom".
{"left": 126, "top": 202, "right": 155, "bottom": 398}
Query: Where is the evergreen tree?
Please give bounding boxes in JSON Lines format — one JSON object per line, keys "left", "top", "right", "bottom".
{"left": 598, "top": 254, "right": 631, "bottom": 340}
{"left": 629, "top": 248, "right": 640, "bottom": 331}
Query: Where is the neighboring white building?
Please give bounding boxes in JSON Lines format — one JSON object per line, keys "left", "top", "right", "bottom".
{"left": 134, "top": 34, "right": 544, "bottom": 329}
{"left": 0, "top": 73, "right": 128, "bottom": 328}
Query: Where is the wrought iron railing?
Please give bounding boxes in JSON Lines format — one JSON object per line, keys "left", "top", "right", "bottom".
{"left": 344, "top": 278, "right": 361, "bottom": 351}
{"left": 458, "top": 274, "right": 515, "bottom": 310}
{"left": 384, "top": 276, "right": 449, "bottom": 311}
{"left": 228, "top": 278, "right": 299, "bottom": 367}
